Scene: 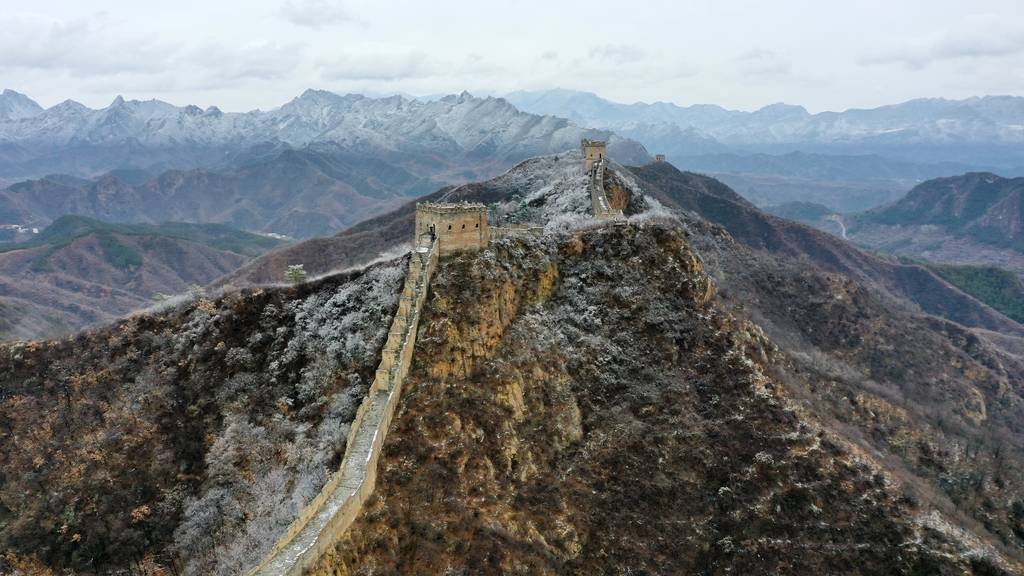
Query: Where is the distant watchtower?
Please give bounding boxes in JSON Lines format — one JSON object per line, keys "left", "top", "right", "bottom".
{"left": 415, "top": 202, "right": 489, "bottom": 256}
{"left": 655, "top": 154, "right": 666, "bottom": 162}
{"left": 581, "top": 139, "right": 607, "bottom": 174}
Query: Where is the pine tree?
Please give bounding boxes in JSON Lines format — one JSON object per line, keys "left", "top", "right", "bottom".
{"left": 286, "top": 264, "right": 307, "bottom": 285}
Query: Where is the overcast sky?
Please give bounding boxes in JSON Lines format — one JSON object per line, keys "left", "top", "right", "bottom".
{"left": 3, "top": 0, "right": 1023, "bottom": 113}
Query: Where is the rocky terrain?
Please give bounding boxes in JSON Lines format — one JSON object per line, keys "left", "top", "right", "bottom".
{"left": 2, "top": 152, "right": 1023, "bottom": 574}
{"left": 0, "top": 216, "right": 284, "bottom": 340}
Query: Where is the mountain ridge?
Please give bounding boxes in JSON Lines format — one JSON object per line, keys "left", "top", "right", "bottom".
{"left": 0, "top": 89, "right": 649, "bottom": 181}
{"left": 506, "top": 88, "right": 1024, "bottom": 168}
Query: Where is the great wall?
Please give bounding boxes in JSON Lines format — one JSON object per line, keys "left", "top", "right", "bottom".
{"left": 248, "top": 140, "right": 620, "bottom": 575}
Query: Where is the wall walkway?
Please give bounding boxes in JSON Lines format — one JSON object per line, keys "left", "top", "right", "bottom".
{"left": 247, "top": 236, "right": 439, "bottom": 576}
{"left": 588, "top": 158, "right": 623, "bottom": 220}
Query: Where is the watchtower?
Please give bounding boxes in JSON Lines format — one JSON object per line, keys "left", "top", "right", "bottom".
{"left": 655, "top": 154, "right": 666, "bottom": 162}
{"left": 415, "top": 202, "right": 489, "bottom": 256}
{"left": 581, "top": 139, "right": 607, "bottom": 174}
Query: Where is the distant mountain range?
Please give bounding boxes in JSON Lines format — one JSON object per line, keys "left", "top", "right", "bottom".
{"left": 0, "top": 89, "right": 648, "bottom": 182}
{"left": 0, "top": 143, "right": 440, "bottom": 238}
{"left": 0, "top": 215, "right": 284, "bottom": 339}
{"left": 506, "top": 88, "right": 1024, "bottom": 167}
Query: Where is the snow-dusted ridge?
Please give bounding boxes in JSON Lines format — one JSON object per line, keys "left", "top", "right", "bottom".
{"left": 0, "top": 88, "right": 646, "bottom": 161}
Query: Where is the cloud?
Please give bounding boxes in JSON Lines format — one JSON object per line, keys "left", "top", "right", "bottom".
{"left": 188, "top": 42, "right": 306, "bottom": 82}
{"left": 860, "top": 18, "right": 1024, "bottom": 69}
{"left": 0, "top": 13, "right": 173, "bottom": 76}
{"left": 736, "top": 49, "right": 792, "bottom": 77}
{"left": 319, "top": 51, "right": 439, "bottom": 81}
{"left": 0, "top": 12, "right": 309, "bottom": 94}
{"left": 588, "top": 44, "right": 646, "bottom": 65}
{"left": 280, "top": 0, "right": 354, "bottom": 29}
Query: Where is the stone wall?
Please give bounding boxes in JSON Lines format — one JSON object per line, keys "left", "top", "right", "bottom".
{"left": 588, "top": 158, "right": 623, "bottom": 220}
{"left": 247, "top": 237, "right": 439, "bottom": 576}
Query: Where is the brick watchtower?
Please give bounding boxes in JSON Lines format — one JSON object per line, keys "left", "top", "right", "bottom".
{"left": 414, "top": 202, "right": 489, "bottom": 256}
{"left": 581, "top": 139, "right": 607, "bottom": 174}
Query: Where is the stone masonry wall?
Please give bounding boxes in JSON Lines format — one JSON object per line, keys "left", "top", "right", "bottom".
{"left": 247, "top": 237, "right": 439, "bottom": 576}
{"left": 589, "top": 158, "right": 623, "bottom": 220}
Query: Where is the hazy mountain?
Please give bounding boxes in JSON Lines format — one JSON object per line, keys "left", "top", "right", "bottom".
{"left": 0, "top": 215, "right": 284, "bottom": 339}
{"left": 0, "top": 89, "right": 43, "bottom": 121}
{"left": 5, "top": 152, "right": 1023, "bottom": 575}
{"left": 842, "top": 173, "right": 1024, "bottom": 274}
{"left": 0, "top": 144, "right": 446, "bottom": 238}
{"left": 0, "top": 89, "right": 649, "bottom": 181}
{"left": 506, "top": 89, "right": 1024, "bottom": 161}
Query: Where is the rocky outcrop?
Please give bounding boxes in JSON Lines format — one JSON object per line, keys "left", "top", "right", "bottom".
{"left": 310, "top": 223, "right": 1019, "bottom": 575}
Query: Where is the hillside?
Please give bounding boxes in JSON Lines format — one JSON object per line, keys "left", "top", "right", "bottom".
{"left": 847, "top": 173, "right": 1024, "bottom": 274}
{"left": 926, "top": 263, "right": 1024, "bottom": 324}
{"left": 3, "top": 154, "right": 1024, "bottom": 574}
{"left": 0, "top": 216, "right": 284, "bottom": 340}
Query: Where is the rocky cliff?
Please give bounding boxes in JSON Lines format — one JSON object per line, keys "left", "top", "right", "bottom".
{"left": 312, "top": 223, "right": 1018, "bottom": 574}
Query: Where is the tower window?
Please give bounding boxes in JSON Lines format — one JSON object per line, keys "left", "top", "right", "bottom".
{"left": 447, "top": 224, "right": 452, "bottom": 230}
{"left": 475, "top": 223, "right": 479, "bottom": 228}
{"left": 461, "top": 224, "right": 465, "bottom": 229}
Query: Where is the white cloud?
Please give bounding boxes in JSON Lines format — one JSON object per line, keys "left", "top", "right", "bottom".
{"left": 319, "top": 51, "right": 438, "bottom": 81}
{"left": 860, "top": 17, "right": 1024, "bottom": 69}
{"left": 0, "top": 13, "right": 173, "bottom": 76}
{"left": 588, "top": 44, "right": 646, "bottom": 65}
{"left": 737, "top": 49, "right": 792, "bottom": 77}
{"left": 280, "top": 0, "right": 354, "bottom": 29}
{"left": 188, "top": 42, "right": 306, "bottom": 81}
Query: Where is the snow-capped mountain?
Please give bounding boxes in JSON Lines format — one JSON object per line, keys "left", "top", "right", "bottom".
{"left": 0, "top": 90, "right": 43, "bottom": 121}
{"left": 0, "top": 89, "right": 648, "bottom": 180}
